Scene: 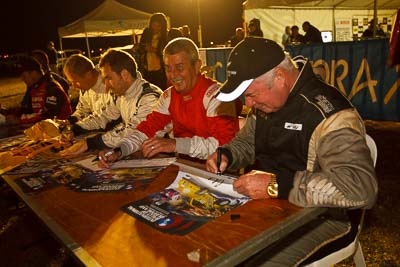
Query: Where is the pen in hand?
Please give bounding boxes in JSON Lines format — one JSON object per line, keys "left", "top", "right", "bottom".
{"left": 92, "top": 150, "right": 114, "bottom": 162}
{"left": 217, "top": 147, "right": 222, "bottom": 176}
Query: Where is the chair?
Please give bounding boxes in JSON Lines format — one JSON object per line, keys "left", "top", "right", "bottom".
{"left": 305, "top": 134, "right": 377, "bottom": 267}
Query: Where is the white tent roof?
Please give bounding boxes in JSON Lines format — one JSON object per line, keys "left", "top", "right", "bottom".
{"left": 243, "top": 0, "right": 400, "bottom": 9}
{"left": 58, "top": 0, "right": 152, "bottom": 38}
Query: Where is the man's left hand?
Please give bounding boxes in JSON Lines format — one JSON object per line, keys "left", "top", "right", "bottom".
{"left": 233, "top": 170, "right": 274, "bottom": 199}
{"left": 142, "top": 137, "right": 176, "bottom": 158}
{"left": 59, "top": 139, "right": 88, "bottom": 157}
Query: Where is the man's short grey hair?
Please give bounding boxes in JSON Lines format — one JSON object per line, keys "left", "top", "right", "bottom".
{"left": 163, "top": 37, "right": 199, "bottom": 66}
{"left": 262, "top": 53, "right": 297, "bottom": 87}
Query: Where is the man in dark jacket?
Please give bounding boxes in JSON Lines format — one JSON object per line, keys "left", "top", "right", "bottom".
{"left": 302, "top": 21, "right": 323, "bottom": 43}
{"left": 16, "top": 56, "right": 72, "bottom": 124}
{"left": 207, "top": 37, "right": 377, "bottom": 265}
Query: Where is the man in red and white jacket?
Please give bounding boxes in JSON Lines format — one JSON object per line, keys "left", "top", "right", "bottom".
{"left": 99, "top": 37, "right": 240, "bottom": 166}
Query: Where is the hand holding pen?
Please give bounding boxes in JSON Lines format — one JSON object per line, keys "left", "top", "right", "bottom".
{"left": 206, "top": 147, "right": 227, "bottom": 175}
{"left": 96, "top": 147, "right": 122, "bottom": 169}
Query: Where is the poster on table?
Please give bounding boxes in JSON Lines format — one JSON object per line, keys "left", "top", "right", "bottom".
{"left": 14, "top": 156, "right": 175, "bottom": 194}
{"left": 122, "top": 162, "right": 249, "bottom": 235}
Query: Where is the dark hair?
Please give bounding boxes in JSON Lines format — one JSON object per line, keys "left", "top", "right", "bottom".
{"left": 149, "top": 12, "right": 168, "bottom": 34}
{"left": 163, "top": 37, "right": 199, "bottom": 66}
{"left": 249, "top": 18, "right": 260, "bottom": 27}
{"left": 99, "top": 49, "right": 137, "bottom": 78}
{"left": 30, "top": 49, "right": 50, "bottom": 69}
{"left": 15, "top": 56, "right": 43, "bottom": 75}
{"left": 167, "top": 27, "right": 183, "bottom": 42}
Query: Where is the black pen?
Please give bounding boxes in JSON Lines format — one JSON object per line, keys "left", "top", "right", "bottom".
{"left": 217, "top": 147, "right": 222, "bottom": 176}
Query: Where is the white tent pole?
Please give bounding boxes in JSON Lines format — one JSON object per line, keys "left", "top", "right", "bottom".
{"left": 373, "top": 0, "right": 377, "bottom": 37}
{"left": 59, "top": 37, "right": 63, "bottom": 51}
{"left": 332, "top": 8, "right": 336, "bottom": 42}
{"left": 85, "top": 32, "right": 91, "bottom": 58}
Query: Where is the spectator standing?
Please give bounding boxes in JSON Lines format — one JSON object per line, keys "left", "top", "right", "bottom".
{"left": 362, "top": 19, "right": 387, "bottom": 38}
{"left": 248, "top": 18, "right": 263, "bottom": 37}
{"left": 228, "top": 27, "right": 245, "bottom": 47}
{"left": 97, "top": 38, "right": 240, "bottom": 166}
{"left": 139, "top": 12, "right": 168, "bottom": 90}
{"left": 281, "top": 26, "right": 291, "bottom": 46}
{"left": 302, "top": 21, "right": 323, "bottom": 43}
{"left": 206, "top": 37, "right": 377, "bottom": 265}
{"left": 45, "top": 41, "right": 58, "bottom": 73}
{"left": 59, "top": 49, "right": 162, "bottom": 156}
{"left": 167, "top": 27, "right": 183, "bottom": 42}
{"left": 16, "top": 56, "right": 72, "bottom": 124}
{"left": 180, "top": 25, "right": 192, "bottom": 40}
{"left": 290, "top": 25, "right": 304, "bottom": 44}
{"left": 378, "top": 23, "right": 388, "bottom": 37}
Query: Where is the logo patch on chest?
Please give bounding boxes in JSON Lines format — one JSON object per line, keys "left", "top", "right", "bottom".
{"left": 46, "top": 96, "right": 57, "bottom": 105}
{"left": 284, "top": 122, "right": 303, "bottom": 131}
{"left": 315, "top": 95, "right": 334, "bottom": 113}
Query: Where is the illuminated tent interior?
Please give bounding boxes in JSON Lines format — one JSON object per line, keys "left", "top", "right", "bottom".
{"left": 243, "top": 0, "right": 400, "bottom": 43}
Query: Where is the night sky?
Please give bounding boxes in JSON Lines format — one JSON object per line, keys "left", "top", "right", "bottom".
{"left": 0, "top": 0, "right": 244, "bottom": 54}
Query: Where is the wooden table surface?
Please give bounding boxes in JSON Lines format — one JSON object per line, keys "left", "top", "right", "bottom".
{"left": 2, "top": 160, "right": 326, "bottom": 267}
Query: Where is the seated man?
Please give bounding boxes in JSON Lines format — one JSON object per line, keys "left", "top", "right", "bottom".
{"left": 31, "top": 49, "right": 70, "bottom": 94}
{"left": 63, "top": 54, "right": 115, "bottom": 125}
{"left": 15, "top": 56, "right": 72, "bottom": 124}
{"left": 98, "top": 37, "right": 239, "bottom": 167}
{"left": 206, "top": 37, "right": 378, "bottom": 265}
{"left": 59, "top": 49, "right": 162, "bottom": 155}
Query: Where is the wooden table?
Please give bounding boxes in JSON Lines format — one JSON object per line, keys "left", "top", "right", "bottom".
{"left": 1, "top": 160, "right": 325, "bottom": 267}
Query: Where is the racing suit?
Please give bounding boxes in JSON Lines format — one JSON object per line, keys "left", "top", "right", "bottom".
{"left": 118, "top": 74, "right": 240, "bottom": 160}
{"left": 72, "top": 72, "right": 162, "bottom": 150}
{"left": 221, "top": 59, "right": 378, "bottom": 265}
{"left": 69, "top": 74, "right": 114, "bottom": 125}
{"left": 20, "top": 73, "right": 72, "bottom": 123}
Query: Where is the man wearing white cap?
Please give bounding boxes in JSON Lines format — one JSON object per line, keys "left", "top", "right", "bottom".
{"left": 206, "top": 37, "right": 378, "bottom": 265}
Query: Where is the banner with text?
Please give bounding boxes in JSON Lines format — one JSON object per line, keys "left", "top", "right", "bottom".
{"left": 286, "top": 39, "right": 400, "bottom": 121}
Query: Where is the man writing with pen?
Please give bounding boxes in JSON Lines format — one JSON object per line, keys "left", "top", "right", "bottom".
{"left": 97, "top": 38, "right": 239, "bottom": 167}
{"left": 206, "top": 37, "right": 377, "bottom": 266}
{"left": 58, "top": 48, "right": 163, "bottom": 157}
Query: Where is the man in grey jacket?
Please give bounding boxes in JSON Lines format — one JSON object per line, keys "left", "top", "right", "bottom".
{"left": 206, "top": 37, "right": 378, "bottom": 266}
{"left": 59, "top": 49, "right": 162, "bottom": 156}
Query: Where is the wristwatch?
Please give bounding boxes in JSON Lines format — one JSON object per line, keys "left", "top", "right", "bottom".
{"left": 266, "top": 173, "right": 278, "bottom": 198}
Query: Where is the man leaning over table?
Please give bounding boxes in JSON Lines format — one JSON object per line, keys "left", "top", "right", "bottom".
{"left": 97, "top": 37, "right": 239, "bottom": 167}
{"left": 10, "top": 56, "right": 72, "bottom": 124}
{"left": 63, "top": 54, "right": 115, "bottom": 126}
{"left": 59, "top": 49, "right": 162, "bottom": 156}
{"left": 206, "top": 37, "right": 378, "bottom": 266}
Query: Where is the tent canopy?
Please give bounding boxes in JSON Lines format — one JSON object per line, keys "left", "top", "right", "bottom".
{"left": 58, "top": 0, "right": 152, "bottom": 58}
{"left": 243, "top": 0, "right": 400, "bottom": 43}
{"left": 58, "top": 0, "right": 152, "bottom": 39}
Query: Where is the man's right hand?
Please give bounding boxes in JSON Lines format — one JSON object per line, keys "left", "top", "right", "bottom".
{"left": 97, "top": 149, "right": 121, "bottom": 169}
{"left": 206, "top": 150, "right": 228, "bottom": 174}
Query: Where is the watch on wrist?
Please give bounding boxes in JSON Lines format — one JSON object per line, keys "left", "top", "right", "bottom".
{"left": 266, "top": 173, "right": 278, "bottom": 198}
